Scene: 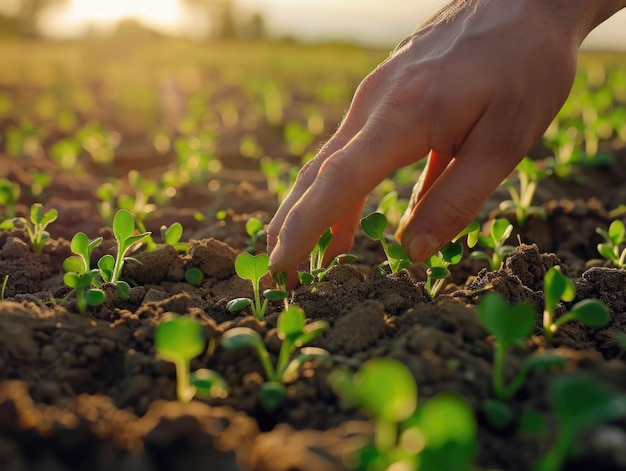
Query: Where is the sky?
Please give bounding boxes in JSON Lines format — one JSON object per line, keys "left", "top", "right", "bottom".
{"left": 18, "top": 0, "right": 626, "bottom": 49}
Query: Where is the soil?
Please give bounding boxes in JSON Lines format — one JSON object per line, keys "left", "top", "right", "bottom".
{"left": 2, "top": 56, "right": 626, "bottom": 471}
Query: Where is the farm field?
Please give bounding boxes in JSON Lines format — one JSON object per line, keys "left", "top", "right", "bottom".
{"left": 1, "top": 36, "right": 626, "bottom": 471}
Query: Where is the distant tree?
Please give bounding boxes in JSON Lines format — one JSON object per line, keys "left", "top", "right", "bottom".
{"left": 240, "top": 12, "right": 266, "bottom": 41}
{"left": 12, "top": 0, "right": 69, "bottom": 38}
{"left": 180, "top": 0, "right": 237, "bottom": 40}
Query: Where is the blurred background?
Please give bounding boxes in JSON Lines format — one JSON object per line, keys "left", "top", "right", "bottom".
{"left": 0, "top": 0, "right": 625, "bottom": 48}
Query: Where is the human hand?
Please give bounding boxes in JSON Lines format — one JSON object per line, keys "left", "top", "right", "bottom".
{"left": 267, "top": 0, "right": 609, "bottom": 279}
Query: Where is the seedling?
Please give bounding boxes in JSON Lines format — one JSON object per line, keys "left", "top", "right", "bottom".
{"left": 499, "top": 157, "right": 548, "bottom": 225}
{"left": 184, "top": 267, "right": 204, "bottom": 287}
{"left": 469, "top": 218, "right": 515, "bottom": 271}
{"left": 160, "top": 222, "right": 190, "bottom": 252}
{"left": 542, "top": 266, "right": 609, "bottom": 342}
{"left": 62, "top": 232, "right": 106, "bottom": 314}
{"left": 244, "top": 217, "right": 266, "bottom": 254}
{"left": 478, "top": 292, "right": 568, "bottom": 400}
{"left": 97, "top": 209, "right": 150, "bottom": 300}
{"left": 155, "top": 313, "right": 227, "bottom": 403}
{"left": 298, "top": 228, "right": 358, "bottom": 284}
{"left": 221, "top": 305, "right": 329, "bottom": 411}
{"left": 329, "top": 358, "right": 476, "bottom": 471}
{"left": 3, "top": 203, "right": 58, "bottom": 254}
{"left": 0, "top": 178, "right": 20, "bottom": 218}
{"left": 535, "top": 373, "right": 626, "bottom": 471}
{"left": 423, "top": 221, "right": 480, "bottom": 298}
{"left": 596, "top": 219, "right": 626, "bottom": 268}
{"left": 360, "top": 212, "right": 410, "bottom": 274}
{"left": 227, "top": 252, "right": 289, "bottom": 319}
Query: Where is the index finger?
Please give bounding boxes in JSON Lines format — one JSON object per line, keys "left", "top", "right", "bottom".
{"left": 268, "top": 118, "right": 429, "bottom": 273}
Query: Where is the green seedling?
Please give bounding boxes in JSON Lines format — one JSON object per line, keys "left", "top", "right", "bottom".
{"left": 478, "top": 292, "right": 568, "bottom": 400}
{"left": 221, "top": 305, "right": 329, "bottom": 412}
{"left": 155, "top": 313, "right": 227, "bottom": 403}
{"left": 596, "top": 219, "right": 626, "bottom": 268}
{"left": 535, "top": 373, "right": 626, "bottom": 471}
{"left": 360, "top": 212, "right": 410, "bottom": 274}
{"left": 499, "top": 157, "right": 548, "bottom": 225}
{"left": 97, "top": 209, "right": 150, "bottom": 300}
{"left": 329, "top": 358, "right": 476, "bottom": 471}
{"left": 423, "top": 221, "right": 480, "bottom": 298}
{"left": 542, "top": 266, "right": 609, "bottom": 342}
{"left": 227, "top": 252, "right": 289, "bottom": 319}
{"left": 63, "top": 271, "right": 106, "bottom": 314}
{"left": 184, "top": 267, "right": 204, "bottom": 287}
{"left": 160, "top": 222, "right": 190, "bottom": 252}
{"left": 298, "top": 228, "right": 358, "bottom": 284}
{"left": 469, "top": 218, "right": 515, "bottom": 270}
{"left": 3, "top": 203, "right": 58, "bottom": 254}
{"left": 244, "top": 217, "right": 266, "bottom": 254}
{"left": 62, "top": 232, "right": 106, "bottom": 314}
{"left": 0, "top": 178, "right": 20, "bottom": 219}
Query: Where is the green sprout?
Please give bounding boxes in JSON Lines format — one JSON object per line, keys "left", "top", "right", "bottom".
{"left": 536, "top": 373, "right": 626, "bottom": 471}
{"left": 360, "top": 212, "right": 410, "bottom": 274}
{"left": 0, "top": 178, "right": 20, "bottom": 219}
{"left": 221, "top": 305, "right": 329, "bottom": 412}
{"left": 3, "top": 203, "right": 58, "bottom": 254}
{"left": 184, "top": 267, "right": 204, "bottom": 287}
{"left": 155, "top": 313, "right": 227, "bottom": 403}
{"left": 244, "top": 217, "right": 266, "bottom": 254}
{"left": 469, "top": 218, "right": 515, "bottom": 271}
{"left": 478, "top": 292, "right": 568, "bottom": 400}
{"left": 298, "top": 228, "right": 358, "bottom": 284}
{"left": 329, "top": 358, "right": 476, "bottom": 471}
{"left": 227, "top": 252, "right": 289, "bottom": 319}
{"left": 62, "top": 232, "right": 106, "bottom": 314}
{"left": 499, "top": 157, "right": 548, "bottom": 225}
{"left": 423, "top": 221, "right": 480, "bottom": 298}
{"left": 160, "top": 222, "right": 190, "bottom": 252}
{"left": 97, "top": 209, "right": 150, "bottom": 299}
{"left": 542, "top": 266, "right": 609, "bottom": 342}
{"left": 596, "top": 219, "right": 626, "bottom": 268}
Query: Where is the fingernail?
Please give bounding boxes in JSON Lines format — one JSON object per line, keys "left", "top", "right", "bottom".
{"left": 268, "top": 241, "right": 285, "bottom": 268}
{"left": 407, "top": 231, "right": 443, "bottom": 262}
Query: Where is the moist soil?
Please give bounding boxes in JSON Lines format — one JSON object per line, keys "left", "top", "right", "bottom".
{"left": 2, "top": 139, "right": 626, "bottom": 471}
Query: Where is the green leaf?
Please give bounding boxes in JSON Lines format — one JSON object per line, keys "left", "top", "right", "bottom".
{"left": 428, "top": 266, "right": 450, "bottom": 280}
{"left": 388, "top": 244, "right": 409, "bottom": 260}
{"left": 116, "top": 281, "right": 131, "bottom": 301}
{"left": 70, "top": 232, "right": 90, "bottom": 256}
{"left": 478, "top": 292, "right": 535, "bottom": 347}
{"left": 155, "top": 314, "right": 205, "bottom": 363}
{"left": 63, "top": 272, "right": 82, "bottom": 289}
{"left": 360, "top": 212, "right": 387, "bottom": 241}
{"left": 490, "top": 218, "right": 513, "bottom": 243}
{"left": 85, "top": 289, "right": 105, "bottom": 306}
{"left": 234, "top": 252, "right": 269, "bottom": 282}
{"left": 440, "top": 242, "right": 463, "bottom": 264}
{"left": 316, "top": 228, "right": 333, "bottom": 253}
{"left": 191, "top": 369, "right": 228, "bottom": 399}
{"left": 263, "top": 289, "right": 289, "bottom": 301}
{"left": 63, "top": 256, "right": 85, "bottom": 274}
{"left": 598, "top": 243, "right": 616, "bottom": 260}
{"left": 161, "top": 222, "right": 183, "bottom": 245}
{"left": 245, "top": 217, "right": 264, "bottom": 238}
{"left": 608, "top": 219, "right": 626, "bottom": 244}
{"left": 226, "top": 297, "right": 252, "bottom": 312}
{"left": 221, "top": 326, "right": 264, "bottom": 351}
{"left": 570, "top": 299, "right": 609, "bottom": 328}
{"left": 260, "top": 381, "right": 287, "bottom": 412}
{"left": 112, "top": 209, "right": 136, "bottom": 243}
{"left": 544, "top": 267, "right": 576, "bottom": 314}
{"left": 184, "top": 267, "right": 204, "bottom": 287}
{"left": 277, "top": 305, "right": 306, "bottom": 341}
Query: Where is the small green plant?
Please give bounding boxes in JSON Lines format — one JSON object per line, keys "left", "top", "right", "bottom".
{"left": 469, "top": 218, "right": 515, "bottom": 270}
{"left": 62, "top": 232, "right": 106, "bottom": 314}
{"left": 499, "top": 157, "right": 548, "bottom": 225}
{"left": 244, "top": 217, "right": 266, "bottom": 254}
{"left": 155, "top": 313, "right": 227, "bottom": 403}
{"left": 184, "top": 267, "right": 204, "bottom": 287}
{"left": 542, "top": 266, "right": 609, "bottom": 342}
{"left": 221, "top": 305, "right": 329, "bottom": 412}
{"left": 227, "top": 252, "right": 289, "bottom": 319}
{"left": 423, "top": 221, "right": 480, "bottom": 298}
{"left": 0, "top": 178, "right": 20, "bottom": 219}
{"left": 329, "top": 358, "right": 476, "bottom": 471}
{"left": 478, "top": 292, "right": 568, "bottom": 400}
{"left": 298, "top": 228, "right": 358, "bottom": 284}
{"left": 160, "top": 222, "right": 190, "bottom": 252}
{"left": 535, "top": 373, "right": 626, "bottom": 471}
{"left": 596, "top": 219, "right": 626, "bottom": 268}
{"left": 360, "top": 212, "right": 410, "bottom": 274}
{"left": 2, "top": 203, "right": 58, "bottom": 254}
{"left": 97, "top": 209, "right": 150, "bottom": 299}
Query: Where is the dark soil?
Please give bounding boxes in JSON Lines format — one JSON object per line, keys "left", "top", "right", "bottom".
{"left": 2, "top": 53, "right": 626, "bottom": 470}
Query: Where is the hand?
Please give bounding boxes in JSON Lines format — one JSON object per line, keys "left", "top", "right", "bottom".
{"left": 267, "top": 0, "right": 608, "bottom": 279}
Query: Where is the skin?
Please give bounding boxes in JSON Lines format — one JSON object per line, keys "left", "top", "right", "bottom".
{"left": 267, "top": 0, "right": 626, "bottom": 283}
